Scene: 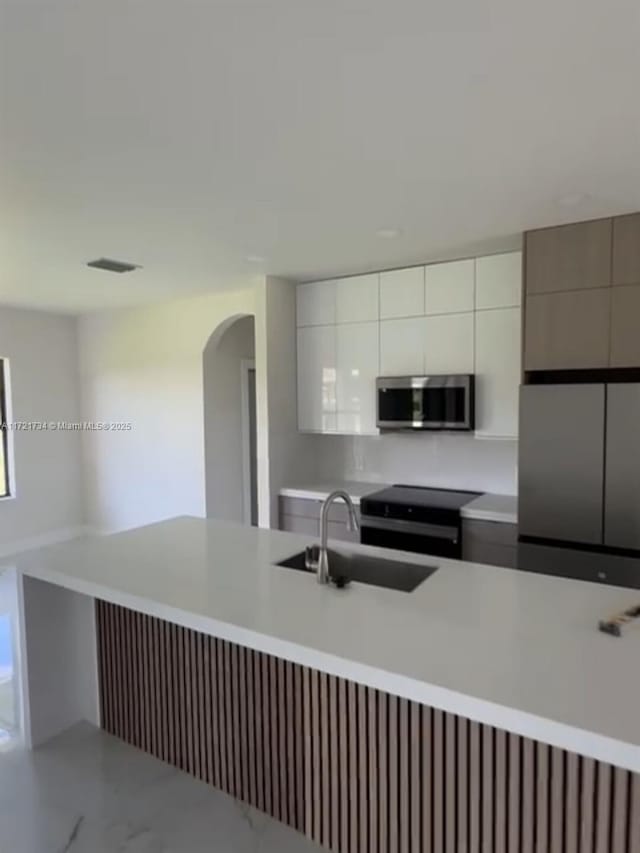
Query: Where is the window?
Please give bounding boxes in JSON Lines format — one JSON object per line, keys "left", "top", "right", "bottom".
{"left": 0, "top": 361, "right": 9, "bottom": 497}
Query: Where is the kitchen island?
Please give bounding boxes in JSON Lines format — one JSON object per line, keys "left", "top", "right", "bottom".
{"left": 7, "top": 517, "right": 640, "bottom": 852}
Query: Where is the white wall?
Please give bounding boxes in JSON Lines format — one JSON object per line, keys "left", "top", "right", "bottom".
{"left": 203, "top": 315, "right": 255, "bottom": 522}
{"left": 0, "top": 307, "right": 84, "bottom": 550}
{"left": 78, "top": 287, "right": 257, "bottom": 534}
{"left": 255, "top": 277, "right": 318, "bottom": 527}
{"left": 311, "top": 433, "right": 518, "bottom": 495}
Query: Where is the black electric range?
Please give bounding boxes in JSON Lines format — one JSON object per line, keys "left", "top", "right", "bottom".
{"left": 359, "top": 485, "right": 483, "bottom": 559}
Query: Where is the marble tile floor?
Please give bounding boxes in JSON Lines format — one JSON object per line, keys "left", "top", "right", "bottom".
{"left": 0, "top": 723, "right": 323, "bottom": 853}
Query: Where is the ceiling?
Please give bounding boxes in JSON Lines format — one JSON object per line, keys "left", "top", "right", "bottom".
{"left": 1, "top": 0, "right": 639, "bottom": 314}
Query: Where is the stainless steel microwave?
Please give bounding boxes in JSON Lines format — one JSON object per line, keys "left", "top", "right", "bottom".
{"left": 376, "top": 375, "right": 475, "bottom": 431}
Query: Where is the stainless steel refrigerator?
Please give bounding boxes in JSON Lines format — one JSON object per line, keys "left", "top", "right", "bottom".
{"left": 518, "top": 383, "right": 640, "bottom": 588}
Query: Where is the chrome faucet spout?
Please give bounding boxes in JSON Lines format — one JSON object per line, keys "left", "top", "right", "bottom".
{"left": 317, "top": 490, "right": 360, "bottom": 584}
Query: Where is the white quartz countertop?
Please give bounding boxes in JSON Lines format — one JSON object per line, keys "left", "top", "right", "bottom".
{"left": 280, "top": 482, "right": 518, "bottom": 524}
{"left": 279, "top": 481, "right": 386, "bottom": 506}
{"left": 460, "top": 493, "right": 518, "bottom": 525}
{"left": 7, "top": 517, "right": 640, "bottom": 772}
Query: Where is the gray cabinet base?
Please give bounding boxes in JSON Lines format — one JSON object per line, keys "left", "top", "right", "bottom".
{"left": 518, "top": 541, "right": 640, "bottom": 590}
{"left": 462, "top": 519, "right": 518, "bottom": 568}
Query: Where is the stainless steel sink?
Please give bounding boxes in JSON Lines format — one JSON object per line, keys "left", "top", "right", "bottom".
{"left": 276, "top": 549, "right": 437, "bottom": 593}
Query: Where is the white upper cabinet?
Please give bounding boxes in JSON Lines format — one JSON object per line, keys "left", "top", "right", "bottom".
{"left": 379, "top": 318, "right": 424, "bottom": 376}
{"left": 296, "top": 280, "right": 336, "bottom": 327}
{"left": 296, "top": 252, "right": 521, "bottom": 436}
{"left": 474, "top": 307, "right": 521, "bottom": 438}
{"left": 335, "top": 274, "right": 379, "bottom": 324}
{"left": 425, "top": 259, "right": 475, "bottom": 315}
{"left": 379, "top": 267, "right": 425, "bottom": 319}
{"left": 335, "top": 322, "right": 379, "bottom": 434}
{"left": 296, "top": 325, "right": 337, "bottom": 432}
{"left": 475, "top": 252, "right": 522, "bottom": 310}
{"left": 424, "top": 313, "right": 474, "bottom": 374}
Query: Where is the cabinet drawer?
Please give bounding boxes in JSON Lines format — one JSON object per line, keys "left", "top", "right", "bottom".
{"left": 280, "top": 515, "right": 318, "bottom": 536}
{"left": 463, "top": 519, "right": 518, "bottom": 547}
{"left": 280, "top": 496, "right": 323, "bottom": 519}
{"left": 279, "top": 496, "right": 360, "bottom": 524}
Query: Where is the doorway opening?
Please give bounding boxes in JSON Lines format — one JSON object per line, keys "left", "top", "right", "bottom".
{"left": 203, "top": 315, "right": 258, "bottom": 525}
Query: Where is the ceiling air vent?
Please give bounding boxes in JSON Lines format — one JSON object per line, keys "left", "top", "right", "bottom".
{"left": 87, "top": 258, "right": 140, "bottom": 273}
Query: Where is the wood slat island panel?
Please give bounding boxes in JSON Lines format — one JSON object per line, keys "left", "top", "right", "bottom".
{"left": 96, "top": 600, "right": 640, "bottom": 853}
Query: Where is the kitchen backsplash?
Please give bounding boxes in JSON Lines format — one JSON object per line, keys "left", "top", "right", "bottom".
{"left": 309, "top": 433, "right": 518, "bottom": 495}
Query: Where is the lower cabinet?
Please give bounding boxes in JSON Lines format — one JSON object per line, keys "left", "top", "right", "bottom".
{"left": 281, "top": 498, "right": 518, "bottom": 562}
{"left": 462, "top": 519, "right": 518, "bottom": 568}
{"left": 279, "top": 497, "right": 360, "bottom": 543}
{"left": 280, "top": 514, "right": 318, "bottom": 537}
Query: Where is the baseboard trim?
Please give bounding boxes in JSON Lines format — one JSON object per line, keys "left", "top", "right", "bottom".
{"left": 0, "top": 526, "right": 90, "bottom": 559}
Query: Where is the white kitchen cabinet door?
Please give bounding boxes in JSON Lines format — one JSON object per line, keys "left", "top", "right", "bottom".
{"left": 297, "top": 325, "right": 337, "bottom": 432}
{"left": 424, "top": 313, "right": 474, "bottom": 374}
{"left": 335, "top": 274, "right": 379, "bottom": 324}
{"left": 379, "top": 318, "right": 425, "bottom": 376}
{"left": 474, "top": 307, "right": 521, "bottom": 437}
{"left": 475, "top": 252, "right": 522, "bottom": 310}
{"left": 379, "top": 267, "right": 425, "bottom": 319}
{"left": 425, "top": 259, "right": 475, "bottom": 315}
{"left": 296, "top": 281, "right": 336, "bottom": 327}
{"left": 336, "top": 322, "right": 379, "bottom": 434}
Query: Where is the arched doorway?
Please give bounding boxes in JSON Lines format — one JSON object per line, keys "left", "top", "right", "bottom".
{"left": 202, "top": 314, "right": 257, "bottom": 524}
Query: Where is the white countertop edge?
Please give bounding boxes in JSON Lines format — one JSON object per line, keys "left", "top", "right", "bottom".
{"left": 20, "top": 562, "right": 639, "bottom": 775}
{"left": 459, "top": 508, "right": 518, "bottom": 525}
{"left": 279, "top": 485, "right": 364, "bottom": 505}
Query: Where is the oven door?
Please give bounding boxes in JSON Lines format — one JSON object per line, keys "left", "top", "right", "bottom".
{"left": 360, "top": 516, "right": 462, "bottom": 559}
{"left": 376, "top": 375, "right": 474, "bottom": 430}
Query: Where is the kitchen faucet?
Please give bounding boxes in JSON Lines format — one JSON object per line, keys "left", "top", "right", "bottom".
{"left": 308, "top": 490, "right": 360, "bottom": 584}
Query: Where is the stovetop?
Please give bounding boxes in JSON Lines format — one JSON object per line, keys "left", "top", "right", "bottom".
{"left": 362, "top": 484, "right": 482, "bottom": 511}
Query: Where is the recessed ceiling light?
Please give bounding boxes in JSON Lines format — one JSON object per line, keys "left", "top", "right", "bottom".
{"left": 87, "top": 258, "right": 141, "bottom": 273}
{"left": 375, "top": 228, "right": 401, "bottom": 239}
{"left": 246, "top": 254, "right": 266, "bottom": 264}
{"left": 556, "top": 192, "right": 591, "bottom": 208}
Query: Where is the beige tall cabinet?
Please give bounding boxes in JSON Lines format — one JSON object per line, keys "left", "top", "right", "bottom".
{"left": 611, "top": 213, "right": 640, "bottom": 367}
{"left": 523, "top": 213, "right": 640, "bottom": 371}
